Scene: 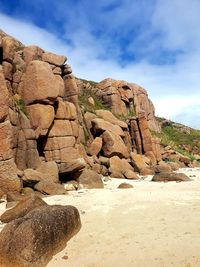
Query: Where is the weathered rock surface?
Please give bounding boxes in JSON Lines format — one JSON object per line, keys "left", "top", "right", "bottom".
{"left": 152, "top": 172, "right": 191, "bottom": 182}
{"left": 102, "top": 130, "right": 129, "bottom": 158}
{"left": 0, "top": 194, "right": 47, "bottom": 223}
{"left": 131, "top": 153, "right": 149, "bottom": 173}
{"left": 123, "top": 169, "right": 140, "bottom": 179}
{"left": 0, "top": 205, "right": 81, "bottom": 267}
{"left": 88, "top": 137, "right": 103, "bottom": 156}
{"left": 36, "top": 161, "right": 59, "bottom": 183}
{"left": 109, "top": 156, "right": 138, "bottom": 179}
{"left": 95, "top": 109, "right": 128, "bottom": 129}
{"left": 34, "top": 180, "right": 66, "bottom": 195}
{"left": 22, "top": 60, "right": 59, "bottom": 105}
{"left": 92, "top": 118, "right": 124, "bottom": 136}
{"left": 0, "top": 159, "right": 22, "bottom": 193}
{"left": 55, "top": 100, "right": 77, "bottom": 120}
{"left": 27, "top": 104, "right": 55, "bottom": 137}
{"left": 109, "top": 156, "right": 125, "bottom": 178}
{"left": 76, "top": 169, "right": 104, "bottom": 189}
{"left": 42, "top": 52, "right": 67, "bottom": 66}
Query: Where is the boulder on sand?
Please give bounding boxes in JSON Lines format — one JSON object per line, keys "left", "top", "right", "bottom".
{"left": 118, "top": 183, "right": 134, "bottom": 189}
{"left": 76, "top": 169, "right": 104, "bottom": 189}
{"left": 152, "top": 172, "right": 191, "bottom": 182}
{"left": 0, "top": 205, "right": 81, "bottom": 267}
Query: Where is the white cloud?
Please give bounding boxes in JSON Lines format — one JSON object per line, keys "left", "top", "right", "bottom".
{"left": 0, "top": 5, "right": 199, "bottom": 129}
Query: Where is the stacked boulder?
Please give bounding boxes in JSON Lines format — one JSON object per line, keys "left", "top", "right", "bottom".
{"left": 95, "top": 78, "right": 161, "bottom": 132}
{"left": 0, "top": 31, "right": 86, "bottom": 196}
{"left": 82, "top": 108, "right": 161, "bottom": 179}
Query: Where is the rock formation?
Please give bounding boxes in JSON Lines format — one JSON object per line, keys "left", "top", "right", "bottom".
{"left": 95, "top": 78, "right": 160, "bottom": 132}
{"left": 0, "top": 30, "right": 199, "bottom": 196}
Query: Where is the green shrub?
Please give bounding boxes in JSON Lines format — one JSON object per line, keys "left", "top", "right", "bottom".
{"left": 78, "top": 88, "right": 109, "bottom": 113}
{"left": 14, "top": 98, "right": 28, "bottom": 116}
{"left": 151, "top": 124, "right": 200, "bottom": 161}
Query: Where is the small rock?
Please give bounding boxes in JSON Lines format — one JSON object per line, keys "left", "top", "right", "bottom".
{"left": 118, "top": 183, "right": 134, "bottom": 189}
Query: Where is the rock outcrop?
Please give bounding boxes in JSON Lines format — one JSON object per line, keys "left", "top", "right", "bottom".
{"left": 0, "top": 30, "right": 86, "bottom": 194}
{"left": 95, "top": 78, "right": 160, "bottom": 132}
{"left": 0, "top": 30, "right": 198, "bottom": 194}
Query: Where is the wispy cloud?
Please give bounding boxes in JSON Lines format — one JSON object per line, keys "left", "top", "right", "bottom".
{"left": 0, "top": 0, "right": 199, "bottom": 128}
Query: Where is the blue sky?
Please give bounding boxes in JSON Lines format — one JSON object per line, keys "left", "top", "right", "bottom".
{"left": 0, "top": 0, "right": 200, "bottom": 128}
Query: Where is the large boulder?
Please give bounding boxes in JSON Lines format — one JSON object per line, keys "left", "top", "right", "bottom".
{"left": 55, "top": 100, "right": 77, "bottom": 120}
{"left": 91, "top": 118, "right": 124, "bottom": 136}
{"left": 109, "top": 156, "right": 124, "bottom": 178}
{"left": 22, "top": 60, "right": 59, "bottom": 105}
{"left": 48, "top": 120, "right": 73, "bottom": 137}
{"left": 95, "top": 109, "right": 128, "bottom": 129}
{"left": 123, "top": 169, "right": 140, "bottom": 179}
{"left": 88, "top": 137, "right": 103, "bottom": 156}
{"left": 23, "top": 45, "right": 44, "bottom": 64}
{"left": 76, "top": 169, "right": 104, "bottom": 189}
{"left": 23, "top": 162, "right": 59, "bottom": 184}
{"left": 130, "top": 153, "right": 149, "bottom": 172}
{"left": 58, "top": 158, "right": 86, "bottom": 174}
{"left": 42, "top": 52, "right": 67, "bottom": 66}
{"left": 36, "top": 161, "right": 59, "bottom": 183}
{"left": 23, "top": 169, "right": 45, "bottom": 183}
{"left": 137, "top": 112, "right": 153, "bottom": 153}
{"left": 0, "top": 205, "right": 81, "bottom": 267}
{"left": 0, "top": 194, "right": 47, "bottom": 223}
{"left": 109, "top": 156, "right": 139, "bottom": 179}
{"left": 27, "top": 104, "right": 55, "bottom": 137}
{"left": 152, "top": 172, "right": 191, "bottom": 182}
{"left": 2, "top": 36, "right": 21, "bottom": 62}
{"left": 34, "top": 180, "right": 66, "bottom": 195}
{"left": 102, "top": 130, "right": 129, "bottom": 158}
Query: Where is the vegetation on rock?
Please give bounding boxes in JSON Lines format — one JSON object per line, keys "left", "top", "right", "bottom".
{"left": 78, "top": 87, "right": 109, "bottom": 113}
{"left": 152, "top": 119, "right": 200, "bottom": 161}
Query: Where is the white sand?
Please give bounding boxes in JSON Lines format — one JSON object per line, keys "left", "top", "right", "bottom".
{"left": 1, "top": 168, "right": 200, "bottom": 267}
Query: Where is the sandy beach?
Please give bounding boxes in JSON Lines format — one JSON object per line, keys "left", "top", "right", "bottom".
{"left": 1, "top": 168, "right": 200, "bottom": 267}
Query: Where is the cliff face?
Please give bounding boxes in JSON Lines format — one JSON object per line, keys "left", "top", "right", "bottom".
{"left": 0, "top": 31, "right": 198, "bottom": 196}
